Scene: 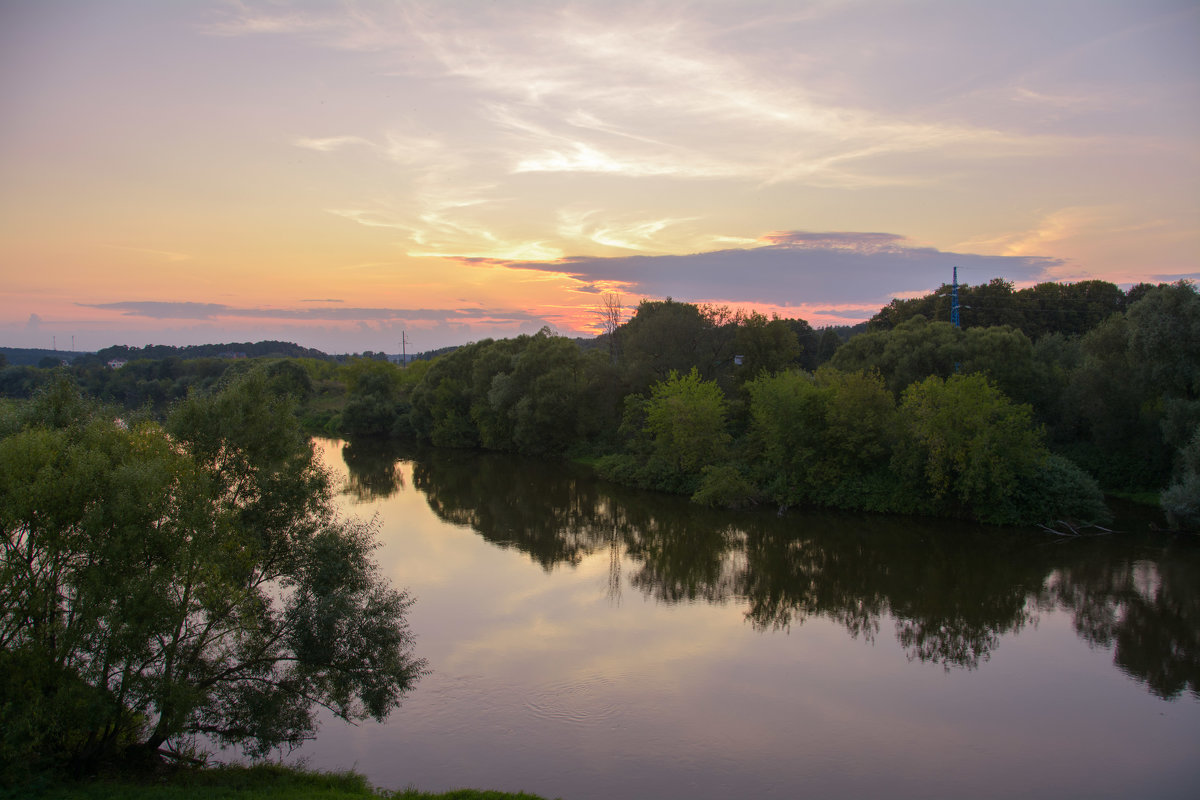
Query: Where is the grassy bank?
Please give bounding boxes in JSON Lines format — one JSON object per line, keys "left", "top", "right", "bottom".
{"left": 10, "top": 764, "right": 554, "bottom": 800}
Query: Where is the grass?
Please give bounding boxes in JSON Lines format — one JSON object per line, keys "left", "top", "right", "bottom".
{"left": 10, "top": 764, "right": 555, "bottom": 800}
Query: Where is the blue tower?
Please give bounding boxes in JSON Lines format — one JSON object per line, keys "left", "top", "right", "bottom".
{"left": 951, "top": 266, "right": 961, "bottom": 328}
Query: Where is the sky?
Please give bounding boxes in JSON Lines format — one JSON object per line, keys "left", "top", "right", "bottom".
{"left": 1, "top": 0, "right": 1197, "bottom": 355}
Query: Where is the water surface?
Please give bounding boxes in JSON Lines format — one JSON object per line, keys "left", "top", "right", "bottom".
{"left": 295, "top": 438, "right": 1199, "bottom": 800}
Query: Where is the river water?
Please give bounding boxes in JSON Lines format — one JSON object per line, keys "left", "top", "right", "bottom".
{"left": 288, "top": 438, "right": 1199, "bottom": 799}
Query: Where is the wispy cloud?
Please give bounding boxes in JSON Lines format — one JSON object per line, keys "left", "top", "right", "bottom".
{"left": 243, "top": 1, "right": 1070, "bottom": 193}
{"left": 328, "top": 201, "right": 561, "bottom": 262}
{"left": 80, "top": 300, "right": 548, "bottom": 326}
{"left": 293, "top": 135, "right": 373, "bottom": 152}
{"left": 556, "top": 210, "right": 697, "bottom": 251}
{"left": 204, "top": 0, "right": 398, "bottom": 51}
{"left": 101, "top": 244, "right": 192, "bottom": 262}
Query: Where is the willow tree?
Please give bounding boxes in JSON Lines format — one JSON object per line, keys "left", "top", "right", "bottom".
{"left": 0, "top": 374, "right": 425, "bottom": 777}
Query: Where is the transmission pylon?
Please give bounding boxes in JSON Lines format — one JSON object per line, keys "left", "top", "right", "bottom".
{"left": 951, "top": 266, "right": 961, "bottom": 328}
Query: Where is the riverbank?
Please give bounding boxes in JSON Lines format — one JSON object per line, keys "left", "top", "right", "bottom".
{"left": 14, "top": 764, "right": 553, "bottom": 800}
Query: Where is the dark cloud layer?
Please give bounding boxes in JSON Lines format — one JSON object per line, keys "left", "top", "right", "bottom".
{"left": 495, "top": 231, "right": 1064, "bottom": 306}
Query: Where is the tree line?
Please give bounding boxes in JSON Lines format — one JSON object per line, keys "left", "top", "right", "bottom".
{"left": 330, "top": 283, "right": 1197, "bottom": 527}
{"left": 2, "top": 280, "right": 1197, "bottom": 527}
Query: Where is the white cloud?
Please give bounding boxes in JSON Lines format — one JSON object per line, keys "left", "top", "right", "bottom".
{"left": 556, "top": 209, "right": 697, "bottom": 251}
{"left": 293, "top": 135, "right": 372, "bottom": 152}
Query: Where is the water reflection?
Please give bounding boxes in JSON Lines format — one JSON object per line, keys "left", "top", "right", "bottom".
{"left": 340, "top": 437, "right": 1199, "bottom": 699}
{"left": 341, "top": 439, "right": 409, "bottom": 502}
{"left": 1043, "top": 545, "right": 1200, "bottom": 699}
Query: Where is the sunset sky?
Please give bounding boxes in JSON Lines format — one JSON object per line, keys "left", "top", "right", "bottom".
{"left": 2, "top": 0, "right": 1197, "bottom": 354}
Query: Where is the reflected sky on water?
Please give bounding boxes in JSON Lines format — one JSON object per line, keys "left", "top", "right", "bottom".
{"left": 290, "top": 438, "right": 1200, "bottom": 800}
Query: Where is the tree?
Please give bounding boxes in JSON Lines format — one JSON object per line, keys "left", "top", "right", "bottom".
{"left": 1162, "top": 424, "right": 1200, "bottom": 530}
{"left": 829, "top": 315, "right": 962, "bottom": 395}
{"left": 894, "top": 374, "right": 1106, "bottom": 525}
{"left": 814, "top": 327, "right": 842, "bottom": 366}
{"left": 644, "top": 367, "right": 730, "bottom": 476}
{"left": 1125, "top": 281, "right": 1200, "bottom": 455}
{"left": 0, "top": 374, "right": 425, "bottom": 775}
{"left": 599, "top": 292, "right": 623, "bottom": 364}
{"left": 617, "top": 299, "right": 725, "bottom": 390}
{"left": 1056, "top": 283, "right": 1200, "bottom": 490}
{"left": 409, "top": 341, "right": 489, "bottom": 448}
{"left": 745, "top": 368, "right": 899, "bottom": 510}
{"left": 960, "top": 325, "right": 1039, "bottom": 407}
{"left": 732, "top": 312, "right": 800, "bottom": 383}
{"left": 339, "top": 359, "right": 406, "bottom": 438}
{"left": 597, "top": 367, "right": 731, "bottom": 494}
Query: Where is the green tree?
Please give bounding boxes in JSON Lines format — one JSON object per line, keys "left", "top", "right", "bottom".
{"left": 1057, "top": 284, "right": 1200, "bottom": 490}
{"left": 0, "top": 375, "right": 425, "bottom": 775}
{"left": 830, "top": 315, "right": 962, "bottom": 395}
{"left": 894, "top": 374, "right": 1105, "bottom": 524}
{"left": 342, "top": 369, "right": 402, "bottom": 437}
{"left": 1125, "top": 280, "right": 1200, "bottom": 454}
{"left": 814, "top": 327, "right": 842, "bottom": 366}
{"left": 645, "top": 368, "right": 730, "bottom": 476}
{"left": 960, "top": 325, "right": 1039, "bottom": 407}
{"left": 617, "top": 299, "right": 728, "bottom": 390}
{"left": 338, "top": 359, "right": 408, "bottom": 438}
{"left": 745, "top": 368, "right": 899, "bottom": 511}
{"left": 732, "top": 312, "right": 800, "bottom": 383}
{"left": 1162, "top": 424, "right": 1200, "bottom": 530}
{"left": 409, "top": 341, "right": 489, "bottom": 448}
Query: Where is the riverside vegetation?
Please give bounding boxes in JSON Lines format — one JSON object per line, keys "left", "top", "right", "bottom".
{"left": 3, "top": 279, "right": 1198, "bottom": 528}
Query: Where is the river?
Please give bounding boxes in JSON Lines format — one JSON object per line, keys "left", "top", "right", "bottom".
{"left": 287, "top": 437, "right": 1199, "bottom": 799}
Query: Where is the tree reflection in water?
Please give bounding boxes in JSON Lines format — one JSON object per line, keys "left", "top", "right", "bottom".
{"left": 338, "top": 437, "right": 1199, "bottom": 698}
{"left": 1042, "top": 545, "right": 1200, "bottom": 699}
{"left": 341, "top": 438, "right": 409, "bottom": 502}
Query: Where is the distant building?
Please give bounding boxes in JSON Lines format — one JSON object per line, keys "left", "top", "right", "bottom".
{"left": 107, "top": 359, "right": 128, "bottom": 369}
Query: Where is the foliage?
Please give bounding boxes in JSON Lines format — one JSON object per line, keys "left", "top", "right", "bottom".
{"left": 593, "top": 368, "right": 731, "bottom": 495}
{"left": 732, "top": 312, "right": 801, "bottom": 383}
{"left": 340, "top": 359, "right": 405, "bottom": 438}
{"left": 745, "top": 368, "right": 900, "bottom": 511}
{"left": 409, "top": 341, "right": 488, "bottom": 449}
{"left": 644, "top": 368, "right": 730, "bottom": 476}
{"left": 829, "top": 316, "right": 961, "bottom": 394}
{"left": 894, "top": 374, "right": 1105, "bottom": 525}
{"left": 1057, "top": 281, "right": 1200, "bottom": 489}
{"left": 692, "top": 464, "right": 759, "bottom": 509}
{"left": 84, "top": 340, "right": 332, "bottom": 366}
{"left": 1162, "top": 424, "right": 1200, "bottom": 530}
{"left": 869, "top": 278, "right": 1129, "bottom": 338}
{"left": 617, "top": 299, "right": 729, "bottom": 390}
{"left": 0, "top": 374, "right": 425, "bottom": 777}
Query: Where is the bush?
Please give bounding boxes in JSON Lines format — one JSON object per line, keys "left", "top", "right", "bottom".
{"left": 692, "top": 465, "right": 759, "bottom": 509}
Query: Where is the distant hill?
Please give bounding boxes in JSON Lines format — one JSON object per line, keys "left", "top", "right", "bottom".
{"left": 83, "top": 340, "right": 334, "bottom": 364}
{"left": 0, "top": 347, "right": 88, "bottom": 367}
